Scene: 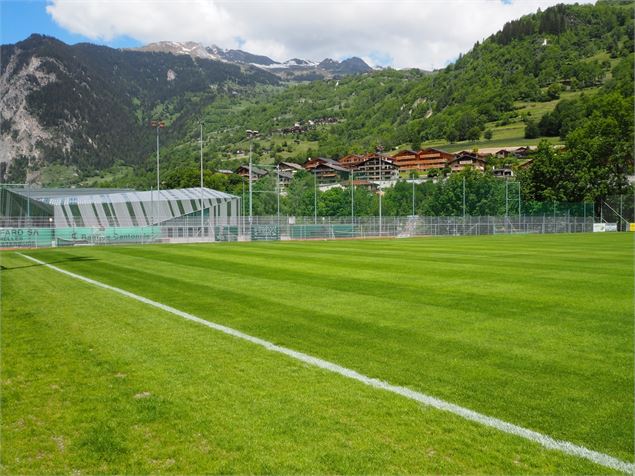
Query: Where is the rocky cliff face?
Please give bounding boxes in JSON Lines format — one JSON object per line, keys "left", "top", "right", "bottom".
{"left": 0, "top": 35, "right": 279, "bottom": 183}
{"left": 0, "top": 53, "right": 60, "bottom": 178}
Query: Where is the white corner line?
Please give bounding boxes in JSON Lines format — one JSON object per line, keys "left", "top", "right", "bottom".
{"left": 15, "top": 252, "right": 634, "bottom": 474}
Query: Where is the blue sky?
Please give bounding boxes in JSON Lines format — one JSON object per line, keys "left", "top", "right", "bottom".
{"left": 0, "top": 0, "right": 140, "bottom": 47}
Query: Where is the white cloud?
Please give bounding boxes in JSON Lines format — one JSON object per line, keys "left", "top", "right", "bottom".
{"left": 46, "top": 0, "right": 594, "bottom": 69}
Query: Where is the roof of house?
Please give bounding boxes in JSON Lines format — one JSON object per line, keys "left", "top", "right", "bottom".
{"left": 278, "top": 161, "right": 303, "bottom": 170}
{"left": 312, "top": 162, "right": 349, "bottom": 173}
{"left": 456, "top": 146, "right": 537, "bottom": 156}
{"left": 420, "top": 147, "right": 452, "bottom": 155}
{"left": 339, "top": 154, "right": 365, "bottom": 159}
{"left": 275, "top": 170, "right": 294, "bottom": 180}
{"left": 356, "top": 156, "right": 397, "bottom": 167}
{"left": 305, "top": 156, "right": 339, "bottom": 164}
{"left": 236, "top": 165, "right": 268, "bottom": 176}
{"left": 392, "top": 149, "right": 418, "bottom": 157}
{"left": 449, "top": 152, "right": 487, "bottom": 163}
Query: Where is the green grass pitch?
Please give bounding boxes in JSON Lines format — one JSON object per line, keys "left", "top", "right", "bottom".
{"left": 1, "top": 233, "right": 632, "bottom": 473}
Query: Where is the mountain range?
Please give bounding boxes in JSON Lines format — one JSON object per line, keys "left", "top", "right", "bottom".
{"left": 130, "top": 41, "right": 374, "bottom": 79}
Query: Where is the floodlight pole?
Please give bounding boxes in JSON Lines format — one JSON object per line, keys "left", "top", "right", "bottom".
{"left": 242, "top": 179, "right": 245, "bottom": 235}
{"left": 156, "top": 127, "right": 160, "bottom": 194}
{"left": 462, "top": 175, "right": 466, "bottom": 220}
{"left": 350, "top": 168, "right": 354, "bottom": 223}
{"left": 276, "top": 163, "right": 281, "bottom": 226}
{"left": 314, "top": 171, "right": 317, "bottom": 224}
{"left": 375, "top": 145, "right": 384, "bottom": 235}
{"left": 379, "top": 188, "right": 383, "bottom": 236}
{"left": 249, "top": 138, "right": 253, "bottom": 224}
{"left": 505, "top": 179, "right": 509, "bottom": 219}
{"left": 151, "top": 120, "right": 164, "bottom": 223}
{"left": 26, "top": 182, "right": 30, "bottom": 221}
{"left": 411, "top": 172, "right": 415, "bottom": 216}
{"left": 247, "top": 130, "right": 258, "bottom": 225}
{"left": 200, "top": 121, "right": 204, "bottom": 236}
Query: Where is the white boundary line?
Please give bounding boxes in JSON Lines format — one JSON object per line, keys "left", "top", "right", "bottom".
{"left": 16, "top": 252, "right": 634, "bottom": 474}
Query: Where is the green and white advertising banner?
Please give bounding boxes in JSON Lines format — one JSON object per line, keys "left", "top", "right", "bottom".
{"left": 0, "top": 226, "right": 161, "bottom": 248}
{"left": 0, "top": 228, "right": 53, "bottom": 247}
{"left": 55, "top": 227, "right": 161, "bottom": 244}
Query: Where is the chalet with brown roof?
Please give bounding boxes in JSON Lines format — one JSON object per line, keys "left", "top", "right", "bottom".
{"left": 274, "top": 170, "right": 294, "bottom": 187}
{"left": 514, "top": 146, "right": 535, "bottom": 157}
{"left": 392, "top": 149, "right": 418, "bottom": 160}
{"left": 417, "top": 148, "right": 454, "bottom": 171}
{"left": 278, "top": 161, "right": 304, "bottom": 174}
{"left": 353, "top": 155, "right": 399, "bottom": 182}
{"left": 235, "top": 165, "right": 268, "bottom": 181}
{"left": 303, "top": 157, "right": 341, "bottom": 170}
{"left": 448, "top": 152, "right": 487, "bottom": 172}
{"left": 391, "top": 148, "right": 453, "bottom": 172}
{"left": 310, "top": 162, "right": 349, "bottom": 184}
{"left": 338, "top": 154, "right": 366, "bottom": 169}
{"left": 495, "top": 149, "right": 515, "bottom": 158}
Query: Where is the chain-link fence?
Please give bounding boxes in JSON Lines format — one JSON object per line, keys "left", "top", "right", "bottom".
{"left": 0, "top": 213, "right": 601, "bottom": 248}
{"left": 244, "top": 215, "right": 593, "bottom": 241}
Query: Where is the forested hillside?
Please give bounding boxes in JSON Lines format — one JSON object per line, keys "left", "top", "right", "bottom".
{"left": 149, "top": 0, "right": 632, "bottom": 168}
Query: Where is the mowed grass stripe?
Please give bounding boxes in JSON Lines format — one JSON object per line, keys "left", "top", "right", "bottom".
{"left": 56, "top": 244, "right": 626, "bottom": 352}
{"left": 14, "top": 252, "right": 634, "bottom": 474}
{"left": 32, "top": 244, "right": 626, "bottom": 357}
{"left": 111, "top": 242, "right": 627, "bottom": 319}
{"left": 96, "top": 236, "right": 627, "bottom": 324}
{"left": 75, "top": 238, "right": 628, "bottom": 327}
{"left": 49, "top": 238, "right": 628, "bottom": 348}
{"left": 210, "top": 234, "right": 631, "bottom": 273}
{"left": 113, "top": 235, "right": 629, "bottom": 281}
{"left": 1, "top": 252, "right": 615, "bottom": 474}
{"left": 25, "top": 233, "right": 633, "bottom": 460}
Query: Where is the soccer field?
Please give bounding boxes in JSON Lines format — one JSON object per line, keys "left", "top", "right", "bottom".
{"left": 1, "top": 233, "right": 632, "bottom": 474}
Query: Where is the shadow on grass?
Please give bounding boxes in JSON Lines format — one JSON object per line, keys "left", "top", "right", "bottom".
{"left": 1, "top": 255, "right": 98, "bottom": 271}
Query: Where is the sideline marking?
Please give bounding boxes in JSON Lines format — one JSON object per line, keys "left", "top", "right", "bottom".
{"left": 16, "top": 252, "right": 634, "bottom": 473}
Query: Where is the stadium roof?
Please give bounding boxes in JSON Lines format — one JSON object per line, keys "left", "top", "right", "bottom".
{"left": 2, "top": 186, "right": 240, "bottom": 227}
{"left": 10, "top": 188, "right": 134, "bottom": 199}
{"left": 30, "top": 187, "right": 237, "bottom": 206}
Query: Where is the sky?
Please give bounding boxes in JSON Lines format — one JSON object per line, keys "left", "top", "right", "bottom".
{"left": 1, "top": 0, "right": 594, "bottom": 69}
